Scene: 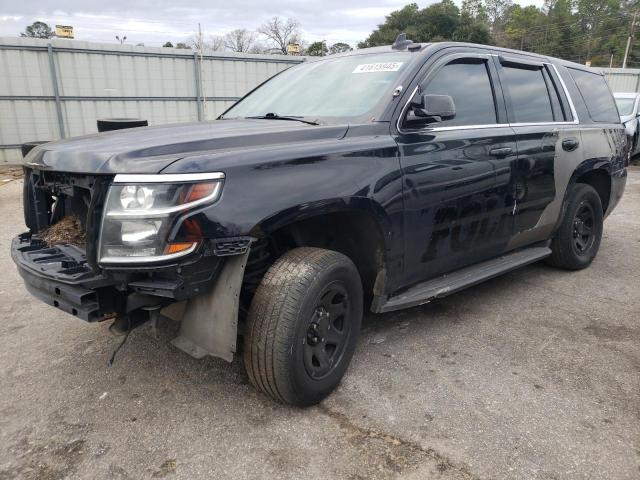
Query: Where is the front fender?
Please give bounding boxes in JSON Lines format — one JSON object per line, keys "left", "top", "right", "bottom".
{"left": 165, "top": 130, "right": 405, "bottom": 289}
{"left": 248, "top": 196, "right": 394, "bottom": 240}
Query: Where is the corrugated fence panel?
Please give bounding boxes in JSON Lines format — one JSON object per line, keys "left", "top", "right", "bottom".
{"left": 598, "top": 68, "right": 640, "bottom": 93}
{"left": 0, "top": 37, "right": 304, "bottom": 164}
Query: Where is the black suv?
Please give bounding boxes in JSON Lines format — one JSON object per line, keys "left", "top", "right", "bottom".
{"left": 12, "top": 38, "right": 628, "bottom": 405}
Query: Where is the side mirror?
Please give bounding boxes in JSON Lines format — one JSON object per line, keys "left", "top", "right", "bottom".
{"left": 406, "top": 94, "right": 456, "bottom": 125}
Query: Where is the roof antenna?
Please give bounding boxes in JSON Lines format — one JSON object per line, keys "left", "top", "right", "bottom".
{"left": 392, "top": 33, "right": 413, "bottom": 50}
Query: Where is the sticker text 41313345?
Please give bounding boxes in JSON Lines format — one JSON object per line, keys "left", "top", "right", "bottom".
{"left": 352, "top": 62, "right": 404, "bottom": 74}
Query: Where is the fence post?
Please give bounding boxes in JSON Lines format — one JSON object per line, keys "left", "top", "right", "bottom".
{"left": 193, "top": 52, "right": 203, "bottom": 121}
{"left": 47, "top": 43, "right": 66, "bottom": 139}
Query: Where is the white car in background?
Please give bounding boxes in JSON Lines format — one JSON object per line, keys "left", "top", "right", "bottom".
{"left": 614, "top": 92, "right": 640, "bottom": 156}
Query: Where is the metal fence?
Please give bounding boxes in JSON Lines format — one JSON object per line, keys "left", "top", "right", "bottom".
{"left": 597, "top": 68, "right": 640, "bottom": 93}
{"left": 0, "top": 37, "right": 304, "bottom": 164}
{"left": 2, "top": 40, "right": 639, "bottom": 165}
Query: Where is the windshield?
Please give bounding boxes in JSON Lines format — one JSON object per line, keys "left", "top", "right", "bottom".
{"left": 615, "top": 97, "right": 635, "bottom": 116}
{"left": 222, "top": 52, "right": 414, "bottom": 122}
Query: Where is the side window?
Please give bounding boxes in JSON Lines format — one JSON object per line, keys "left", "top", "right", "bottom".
{"left": 500, "top": 65, "right": 554, "bottom": 123}
{"left": 569, "top": 68, "right": 619, "bottom": 123}
{"left": 420, "top": 60, "right": 497, "bottom": 127}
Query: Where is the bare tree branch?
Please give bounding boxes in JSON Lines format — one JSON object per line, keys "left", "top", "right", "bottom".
{"left": 208, "top": 35, "right": 226, "bottom": 52}
{"left": 257, "top": 16, "right": 300, "bottom": 54}
{"left": 224, "top": 29, "right": 257, "bottom": 53}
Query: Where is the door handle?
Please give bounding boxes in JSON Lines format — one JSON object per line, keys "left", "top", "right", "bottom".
{"left": 489, "top": 147, "right": 513, "bottom": 157}
{"left": 562, "top": 138, "right": 579, "bottom": 151}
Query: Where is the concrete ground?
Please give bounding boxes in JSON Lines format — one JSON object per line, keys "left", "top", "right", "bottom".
{"left": 0, "top": 169, "right": 638, "bottom": 480}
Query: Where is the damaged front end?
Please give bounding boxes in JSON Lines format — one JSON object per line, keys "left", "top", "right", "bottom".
{"left": 12, "top": 167, "right": 252, "bottom": 362}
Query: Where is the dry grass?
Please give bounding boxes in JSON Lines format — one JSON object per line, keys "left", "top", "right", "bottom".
{"left": 0, "top": 166, "right": 23, "bottom": 184}
{"left": 39, "top": 216, "right": 86, "bottom": 247}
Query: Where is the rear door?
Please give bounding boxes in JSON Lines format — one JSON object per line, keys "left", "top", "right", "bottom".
{"left": 393, "top": 51, "right": 518, "bottom": 287}
{"left": 493, "top": 55, "right": 581, "bottom": 247}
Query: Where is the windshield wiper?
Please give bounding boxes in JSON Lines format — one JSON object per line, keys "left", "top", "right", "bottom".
{"left": 245, "top": 113, "right": 319, "bottom": 125}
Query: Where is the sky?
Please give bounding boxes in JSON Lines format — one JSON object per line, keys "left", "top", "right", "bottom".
{"left": 0, "top": 0, "right": 545, "bottom": 48}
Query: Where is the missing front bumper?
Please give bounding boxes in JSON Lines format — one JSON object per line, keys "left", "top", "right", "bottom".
{"left": 12, "top": 233, "right": 119, "bottom": 321}
{"left": 12, "top": 231, "right": 251, "bottom": 362}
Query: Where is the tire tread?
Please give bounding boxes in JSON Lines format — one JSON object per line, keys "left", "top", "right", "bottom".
{"left": 244, "top": 247, "right": 360, "bottom": 405}
{"left": 547, "top": 183, "right": 603, "bottom": 270}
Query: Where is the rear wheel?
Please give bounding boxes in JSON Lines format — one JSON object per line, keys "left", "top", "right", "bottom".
{"left": 547, "top": 183, "right": 603, "bottom": 270}
{"left": 244, "top": 247, "right": 363, "bottom": 406}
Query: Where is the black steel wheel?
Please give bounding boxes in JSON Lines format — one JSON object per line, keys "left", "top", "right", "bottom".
{"left": 572, "top": 202, "right": 596, "bottom": 255}
{"left": 244, "top": 247, "right": 363, "bottom": 406}
{"left": 303, "top": 283, "right": 353, "bottom": 380}
{"left": 547, "top": 183, "right": 603, "bottom": 270}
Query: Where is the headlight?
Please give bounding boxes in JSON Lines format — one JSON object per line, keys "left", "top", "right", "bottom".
{"left": 98, "top": 173, "right": 224, "bottom": 264}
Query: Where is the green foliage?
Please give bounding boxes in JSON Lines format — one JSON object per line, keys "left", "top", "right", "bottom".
{"left": 359, "top": 0, "right": 640, "bottom": 67}
{"left": 329, "top": 42, "right": 353, "bottom": 54}
{"left": 20, "top": 21, "right": 54, "bottom": 39}
{"left": 306, "top": 41, "right": 328, "bottom": 56}
{"left": 163, "top": 42, "right": 174, "bottom": 48}
{"left": 175, "top": 42, "right": 191, "bottom": 49}
{"left": 307, "top": 41, "right": 353, "bottom": 56}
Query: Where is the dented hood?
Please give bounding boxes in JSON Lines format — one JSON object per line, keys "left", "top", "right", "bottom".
{"left": 24, "top": 119, "right": 349, "bottom": 174}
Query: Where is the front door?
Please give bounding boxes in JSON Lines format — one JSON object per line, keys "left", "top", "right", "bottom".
{"left": 394, "top": 53, "right": 518, "bottom": 288}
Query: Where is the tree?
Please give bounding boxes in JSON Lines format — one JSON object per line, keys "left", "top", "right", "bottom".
{"left": 485, "top": 0, "right": 514, "bottom": 29}
{"left": 225, "top": 29, "right": 256, "bottom": 52}
{"left": 20, "top": 21, "right": 54, "bottom": 39}
{"left": 455, "top": 11, "right": 490, "bottom": 43}
{"left": 258, "top": 16, "right": 300, "bottom": 54}
{"left": 163, "top": 41, "right": 174, "bottom": 48}
{"left": 306, "top": 41, "right": 328, "bottom": 56}
{"left": 355, "top": 0, "right": 634, "bottom": 67}
{"left": 329, "top": 42, "right": 352, "bottom": 54}
{"left": 461, "top": 0, "right": 488, "bottom": 23}
{"left": 416, "top": 0, "right": 461, "bottom": 41}
{"left": 209, "top": 35, "right": 226, "bottom": 52}
{"left": 175, "top": 42, "right": 191, "bottom": 49}
{"left": 358, "top": 3, "right": 422, "bottom": 48}
{"left": 359, "top": 1, "right": 467, "bottom": 47}
{"left": 494, "top": 4, "right": 545, "bottom": 50}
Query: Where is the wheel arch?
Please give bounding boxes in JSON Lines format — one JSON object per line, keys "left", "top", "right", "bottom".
{"left": 575, "top": 168, "right": 611, "bottom": 214}
{"left": 559, "top": 160, "right": 612, "bottom": 223}
{"left": 246, "top": 197, "right": 395, "bottom": 304}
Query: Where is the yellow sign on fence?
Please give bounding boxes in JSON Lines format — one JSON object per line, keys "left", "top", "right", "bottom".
{"left": 286, "top": 43, "right": 300, "bottom": 55}
{"left": 55, "top": 25, "right": 74, "bottom": 39}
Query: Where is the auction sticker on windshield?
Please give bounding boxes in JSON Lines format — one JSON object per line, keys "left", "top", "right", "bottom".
{"left": 352, "top": 62, "right": 403, "bottom": 73}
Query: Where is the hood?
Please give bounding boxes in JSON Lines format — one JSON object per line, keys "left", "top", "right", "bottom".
{"left": 24, "top": 119, "right": 349, "bottom": 174}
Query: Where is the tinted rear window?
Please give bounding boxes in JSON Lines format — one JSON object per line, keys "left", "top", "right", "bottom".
{"left": 501, "top": 66, "right": 554, "bottom": 123}
{"left": 569, "top": 68, "right": 619, "bottom": 123}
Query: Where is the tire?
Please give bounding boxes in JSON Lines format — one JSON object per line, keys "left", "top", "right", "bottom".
{"left": 547, "top": 183, "right": 603, "bottom": 270}
{"left": 244, "top": 247, "right": 363, "bottom": 406}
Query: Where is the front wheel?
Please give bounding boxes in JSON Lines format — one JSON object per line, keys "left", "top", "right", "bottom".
{"left": 244, "top": 247, "right": 363, "bottom": 406}
{"left": 547, "top": 183, "right": 603, "bottom": 270}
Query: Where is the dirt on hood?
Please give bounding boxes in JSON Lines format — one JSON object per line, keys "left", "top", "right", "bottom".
{"left": 39, "top": 216, "right": 86, "bottom": 247}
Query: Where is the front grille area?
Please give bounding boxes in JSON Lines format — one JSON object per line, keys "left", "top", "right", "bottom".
{"left": 23, "top": 168, "right": 111, "bottom": 267}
